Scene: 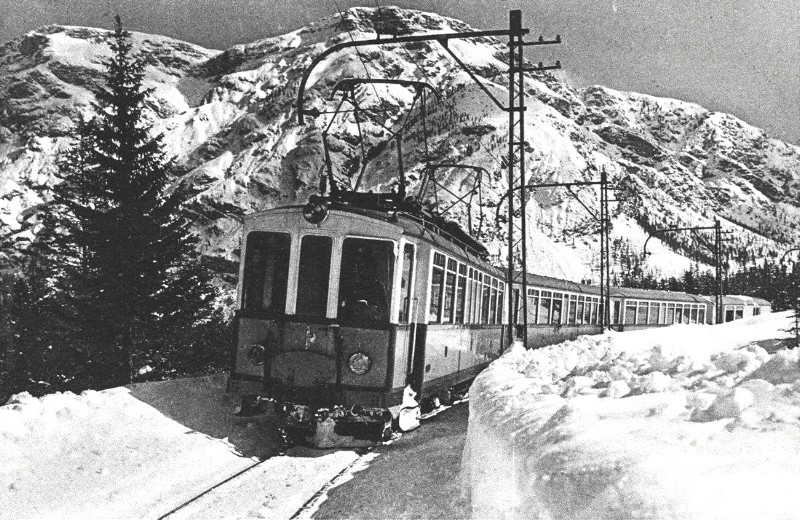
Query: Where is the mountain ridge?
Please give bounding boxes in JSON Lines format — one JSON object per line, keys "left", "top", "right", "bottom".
{"left": 1, "top": 7, "right": 798, "bottom": 296}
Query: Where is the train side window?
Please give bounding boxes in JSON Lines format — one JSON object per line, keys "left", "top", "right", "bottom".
{"left": 538, "top": 291, "right": 551, "bottom": 324}
{"left": 464, "top": 267, "right": 472, "bottom": 323}
{"left": 735, "top": 307, "right": 743, "bottom": 320}
{"left": 699, "top": 307, "right": 706, "bottom": 323}
{"left": 429, "top": 253, "right": 446, "bottom": 322}
{"left": 625, "top": 301, "right": 637, "bottom": 325}
{"left": 443, "top": 259, "right": 457, "bottom": 323}
{"left": 242, "top": 231, "right": 291, "bottom": 314}
{"left": 637, "top": 302, "right": 648, "bottom": 325}
{"left": 682, "top": 305, "right": 691, "bottom": 323}
{"left": 455, "top": 264, "right": 467, "bottom": 323}
{"left": 296, "top": 235, "right": 332, "bottom": 318}
{"left": 338, "top": 237, "right": 395, "bottom": 322}
{"left": 647, "top": 302, "right": 661, "bottom": 325}
{"left": 667, "top": 303, "right": 675, "bottom": 324}
{"left": 529, "top": 289, "right": 539, "bottom": 325}
{"left": 576, "top": 296, "right": 585, "bottom": 325}
{"left": 465, "top": 268, "right": 473, "bottom": 323}
{"left": 590, "top": 298, "right": 598, "bottom": 324}
{"left": 488, "top": 278, "right": 498, "bottom": 325}
{"left": 476, "top": 272, "right": 483, "bottom": 323}
{"left": 551, "top": 294, "right": 563, "bottom": 325}
{"left": 497, "top": 282, "right": 505, "bottom": 324}
{"left": 568, "top": 295, "right": 578, "bottom": 325}
{"left": 675, "top": 304, "right": 683, "bottom": 323}
{"left": 398, "top": 243, "right": 415, "bottom": 323}
{"left": 690, "top": 305, "right": 699, "bottom": 324}
{"left": 481, "top": 275, "right": 491, "bottom": 324}
{"left": 583, "top": 297, "right": 591, "bottom": 324}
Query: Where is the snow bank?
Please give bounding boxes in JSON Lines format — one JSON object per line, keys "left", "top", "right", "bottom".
{"left": 463, "top": 312, "right": 800, "bottom": 519}
{"left": 0, "top": 374, "right": 275, "bottom": 520}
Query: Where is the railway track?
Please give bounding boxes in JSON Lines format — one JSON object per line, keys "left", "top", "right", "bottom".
{"left": 157, "top": 397, "right": 467, "bottom": 520}
{"left": 156, "top": 458, "right": 271, "bottom": 520}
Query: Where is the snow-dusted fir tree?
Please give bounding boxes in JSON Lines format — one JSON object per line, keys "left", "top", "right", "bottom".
{"left": 32, "top": 16, "right": 217, "bottom": 388}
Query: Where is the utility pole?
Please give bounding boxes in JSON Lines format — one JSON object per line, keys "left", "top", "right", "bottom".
{"left": 0, "top": 269, "right": 15, "bottom": 377}
{"left": 506, "top": 10, "right": 561, "bottom": 349}
{"left": 643, "top": 219, "right": 730, "bottom": 323}
{"left": 296, "top": 10, "right": 561, "bottom": 350}
{"left": 714, "top": 218, "right": 723, "bottom": 324}
{"left": 600, "top": 167, "right": 612, "bottom": 328}
{"left": 507, "top": 10, "right": 525, "bottom": 350}
{"left": 500, "top": 172, "right": 612, "bottom": 329}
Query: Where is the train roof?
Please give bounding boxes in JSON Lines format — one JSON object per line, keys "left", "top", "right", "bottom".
{"left": 613, "top": 286, "right": 708, "bottom": 303}
{"left": 244, "top": 203, "right": 505, "bottom": 277}
{"left": 722, "top": 295, "right": 772, "bottom": 307}
{"left": 513, "top": 270, "right": 710, "bottom": 303}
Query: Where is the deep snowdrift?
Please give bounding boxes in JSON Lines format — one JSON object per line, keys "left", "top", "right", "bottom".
{"left": 0, "top": 374, "right": 264, "bottom": 519}
{"left": 463, "top": 312, "right": 800, "bottom": 520}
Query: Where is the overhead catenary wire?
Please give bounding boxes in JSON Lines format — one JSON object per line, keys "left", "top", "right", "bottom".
{"left": 332, "top": 0, "right": 383, "bottom": 107}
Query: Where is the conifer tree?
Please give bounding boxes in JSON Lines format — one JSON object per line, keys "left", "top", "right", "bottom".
{"left": 35, "top": 16, "right": 217, "bottom": 387}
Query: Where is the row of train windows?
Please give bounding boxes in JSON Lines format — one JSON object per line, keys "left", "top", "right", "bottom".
{"left": 429, "top": 252, "right": 505, "bottom": 325}
{"left": 242, "top": 232, "right": 408, "bottom": 323}
{"left": 525, "top": 289, "right": 604, "bottom": 326}
{"left": 724, "top": 306, "right": 745, "bottom": 322}
{"left": 623, "top": 300, "right": 706, "bottom": 325}
{"left": 524, "top": 289, "right": 708, "bottom": 326}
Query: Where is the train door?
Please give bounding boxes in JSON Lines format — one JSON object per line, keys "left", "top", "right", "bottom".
{"left": 397, "top": 242, "right": 424, "bottom": 398}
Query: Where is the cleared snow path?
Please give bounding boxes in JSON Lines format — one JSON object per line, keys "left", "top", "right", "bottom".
{"left": 311, "top": 402, "right": 471, "bottom": 520}
{"left": 463, "top": 312, "right": 800, "bottom": 520}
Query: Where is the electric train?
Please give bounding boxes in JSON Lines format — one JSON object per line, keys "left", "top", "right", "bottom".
{"left": 227, "top": 194, "right": 771, "bottom": 447}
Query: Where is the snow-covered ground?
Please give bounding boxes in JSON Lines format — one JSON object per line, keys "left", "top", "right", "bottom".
{"left": 4, "top": 314, "right": 799, "bottom": 520}
{"left": 0, "top": 373, "right": 364, "bottom": 520}
{"left": 463, "top": 311, "right": 800, "bottom": 520}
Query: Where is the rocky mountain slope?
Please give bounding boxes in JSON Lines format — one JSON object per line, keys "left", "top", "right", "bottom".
{"left": 1, "top": 7, "right": 798, "bottom": 295}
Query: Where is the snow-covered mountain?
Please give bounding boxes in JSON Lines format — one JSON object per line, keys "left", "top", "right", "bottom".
{"left": 2, "top": 7, "right": 799, "bottom": 292}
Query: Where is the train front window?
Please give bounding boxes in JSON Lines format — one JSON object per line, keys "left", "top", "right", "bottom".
{"left": 242, "top": 231, "right": 291, "bottom": 314}
{"left": 338, "top": 238, "right": 395, "bottom": 322}
{"left": 296, "top": 235, "right": 332, "bottom": 318}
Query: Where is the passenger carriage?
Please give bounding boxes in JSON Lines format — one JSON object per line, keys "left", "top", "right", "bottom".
{"left": 228, "top": 196, "right": 771, "bottom": 447}
{"left": 228, "top": 197, "right": 510, "bottom": 446}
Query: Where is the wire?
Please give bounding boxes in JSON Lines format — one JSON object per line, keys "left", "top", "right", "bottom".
{"left": 332, "top": 0, "right": 383, "bottom": 105}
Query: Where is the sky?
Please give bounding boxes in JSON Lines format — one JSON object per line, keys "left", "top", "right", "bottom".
{"left": 0, "top": 0, "right": 797, "bottom": 144}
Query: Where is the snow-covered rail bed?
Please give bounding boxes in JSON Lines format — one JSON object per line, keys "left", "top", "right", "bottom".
{"left": 0, "top": 374, "right": 369, "bottom": 520}
{"left": 463, "top": 311, "right": 800, "bottom": 520}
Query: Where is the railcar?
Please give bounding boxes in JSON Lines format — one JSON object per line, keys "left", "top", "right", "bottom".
{"left": 227, "top": 195, "right": 771, "bottom": 447}
{"left": 228, "top": 194, "right": 510, "bottom": 447}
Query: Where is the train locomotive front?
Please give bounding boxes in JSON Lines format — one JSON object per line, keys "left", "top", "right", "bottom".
{"left": 229, "top": 202, "right": 421, "bottom": 447}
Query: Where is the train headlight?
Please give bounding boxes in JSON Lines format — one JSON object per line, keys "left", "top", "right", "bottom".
{"left": 348, "top": 352, "right": 371, "bottom": 375}
{"left": 246, "top": 344, "right": 265, "bottom": 365}
{"left": 303, "top": 195, "right": 329, "bottom": 224}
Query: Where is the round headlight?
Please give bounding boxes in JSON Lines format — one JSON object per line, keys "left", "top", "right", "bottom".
{"left": 303, "top": 195, "right": 329, "bottom": 224}
{"left": 348, "top": 352, "right": 371, "bottom": 375}
{"left": 246, "top": 344, "right": 265, "bottom": 365}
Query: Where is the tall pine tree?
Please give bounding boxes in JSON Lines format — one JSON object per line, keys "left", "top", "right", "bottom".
{"left": 35, "top": 16, "right": 217, "bottom": 388}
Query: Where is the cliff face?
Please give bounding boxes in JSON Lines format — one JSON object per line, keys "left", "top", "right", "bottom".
{"left": 1, "top": 7, "right": 798, "bottom": 291}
